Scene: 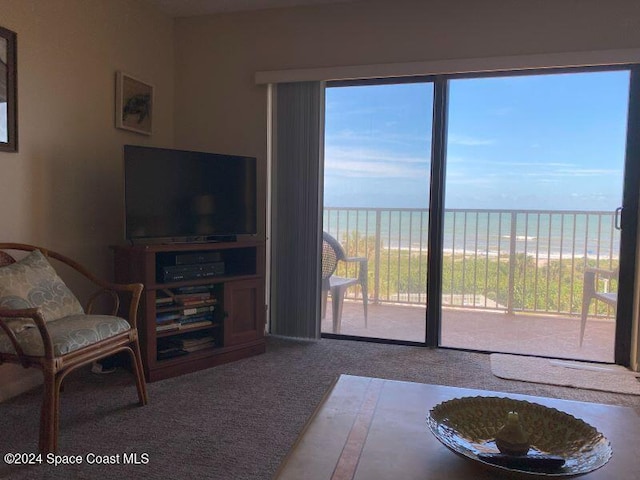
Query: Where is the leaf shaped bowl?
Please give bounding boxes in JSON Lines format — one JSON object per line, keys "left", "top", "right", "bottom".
{"left": 427, "top": 396, "right": 612, "bottom": 478}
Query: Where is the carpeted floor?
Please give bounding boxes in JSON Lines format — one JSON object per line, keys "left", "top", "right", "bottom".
{"left": 1, "top": 336, "right": 639, "bottom": 480}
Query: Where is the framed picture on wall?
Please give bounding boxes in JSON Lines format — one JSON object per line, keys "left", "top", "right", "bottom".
{"left": 115, "top": 71, "right": 153, "bottom": 135}
{"left": 0, "top": 25, "right": 17, "bottom": 152}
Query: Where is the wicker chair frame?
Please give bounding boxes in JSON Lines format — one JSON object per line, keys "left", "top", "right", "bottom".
{"left": 0, "top": 243, "right": 148, "bottom": 453}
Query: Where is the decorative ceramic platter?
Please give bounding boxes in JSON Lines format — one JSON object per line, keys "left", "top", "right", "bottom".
{"left": 427, "top": 396, "right": 612, "bottom": 478}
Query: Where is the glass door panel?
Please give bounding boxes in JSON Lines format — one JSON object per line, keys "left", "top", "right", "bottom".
{"left": 441, "top": 71, "right": 629, "bottom": 362}
{"left": 322, "top": 81, "right": 433, "bottom": 342}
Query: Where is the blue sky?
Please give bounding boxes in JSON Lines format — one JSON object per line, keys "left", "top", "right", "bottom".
{"left": 324, "top": 70, "right": 630, "bottom": 211}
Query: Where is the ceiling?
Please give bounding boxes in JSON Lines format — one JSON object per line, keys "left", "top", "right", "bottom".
{"left": 145, "top": 0, "right": 359, "bottom": 17}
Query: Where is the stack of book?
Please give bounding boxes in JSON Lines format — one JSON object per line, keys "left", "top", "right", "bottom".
{"left": 173, "top": 285, "right": 216, "bottom": 305}
{"left": 155, "top": 286, "right": 218, "bottom": 333}
{"left": 156, "top": 333, "right": 217, "bottom": 360}
{"left": 156, "top": 312, "right": 182, "bottom": 333}
{"left": 156, "top": 341, "right": 189, "bottom": 360}
{"left": 156, "top": 295, "right": 174, "bottom": 307}
{"left": 173, "top": 334, "right": 217, "bottom": 353}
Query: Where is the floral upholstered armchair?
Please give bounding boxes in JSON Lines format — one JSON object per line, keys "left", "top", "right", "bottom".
{"left": 0, "top": 243, "right": 148, "bottom": 453}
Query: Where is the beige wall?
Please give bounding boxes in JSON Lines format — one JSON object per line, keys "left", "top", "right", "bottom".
{"left": 173, "top": 0, "right": 640, "bottom": 237}
{"left": 0, "top": 0, "right": 174, "bottom": 400}
{"left": 171, "top": 0, "right": 640, "bottom": 147}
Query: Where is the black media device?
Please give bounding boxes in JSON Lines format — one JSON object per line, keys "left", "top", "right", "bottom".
{"left": 160, "top": 262, "right": 226, "bottom": 283}
{"left": 123, "top": 145, "right": 257, "bottom": 244}
{"left": 174, "top": 251, "right": 222, "bottom": 265}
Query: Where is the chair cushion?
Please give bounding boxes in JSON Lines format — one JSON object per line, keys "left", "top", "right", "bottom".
{"left": 0, "top": 314, "right": 131, "bottom": 357}
{"left": 0, "top": 250, "right": 84, "bottom": 322}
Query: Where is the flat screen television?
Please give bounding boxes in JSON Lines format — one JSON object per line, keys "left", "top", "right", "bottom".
{"left": 124, "top": 145, "right": 257, "bottom": 244}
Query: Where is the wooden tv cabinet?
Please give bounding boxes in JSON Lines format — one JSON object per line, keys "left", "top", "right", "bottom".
{"left": 112, "top": 241, "right": 266, "bottom": 382}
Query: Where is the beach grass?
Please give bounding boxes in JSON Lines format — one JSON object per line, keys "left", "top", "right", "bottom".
{"left": 336, "top": 233, "right": 618, "bottom": 317}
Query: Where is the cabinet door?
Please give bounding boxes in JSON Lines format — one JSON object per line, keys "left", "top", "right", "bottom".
{"left": 224, "top": 278, "right": 265, "bottom": 346}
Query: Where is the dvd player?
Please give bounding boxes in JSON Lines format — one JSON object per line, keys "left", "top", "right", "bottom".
{"left": 160, "top": 262, "right": 225, "bottom": 282}
{"left": 174, "top": 251, "right": 222, "bottom": 265}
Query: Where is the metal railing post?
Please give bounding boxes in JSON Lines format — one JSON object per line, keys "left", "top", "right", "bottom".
{"left": 507, "top": 211, "right": 517, "bottom": 314}
{"left": 374, "top": 209, "right": 382, "bottom": 304}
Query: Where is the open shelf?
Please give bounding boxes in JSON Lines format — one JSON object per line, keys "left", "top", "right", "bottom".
{"left": 113, "top": 241, "right": 266, "bottom": 382}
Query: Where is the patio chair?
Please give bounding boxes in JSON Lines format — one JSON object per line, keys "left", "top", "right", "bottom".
{"left": 321, "top": 232, "right": 368, "bottom": 333}
{"left": 0, "top": 243, "right": 148, "bottom": 453}
{"left": 580, "top": 266, "right": 618, "bottom": 346}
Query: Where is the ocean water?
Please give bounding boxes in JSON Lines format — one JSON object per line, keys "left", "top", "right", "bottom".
{"left": 323, "top": 208, "right": 620, "bottom": 260}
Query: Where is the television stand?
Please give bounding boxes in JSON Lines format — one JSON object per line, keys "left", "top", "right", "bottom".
{"left": 129, "top": 235, "right": 239, "bottom": 246}
{"left": 112, "top": 240, "right": 266, "bottom": 381}
{"left": 194, "top": 235, "right": 237, "bottom": 243}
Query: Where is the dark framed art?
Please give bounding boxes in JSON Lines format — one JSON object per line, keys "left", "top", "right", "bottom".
{"left": 115, "top": 71, "right": 153, "bottom": 136}
{"left": 0, "top": 25, "right": 17, "bottom": 152}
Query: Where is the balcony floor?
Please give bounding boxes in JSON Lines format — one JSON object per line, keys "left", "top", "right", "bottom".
{"left": 321, "top": 300, "right": 615, "bottom": 363}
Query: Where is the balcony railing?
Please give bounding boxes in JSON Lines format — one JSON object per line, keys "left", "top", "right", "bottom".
{"left": 323, "top": 207, "right": 619, "bottom": 318}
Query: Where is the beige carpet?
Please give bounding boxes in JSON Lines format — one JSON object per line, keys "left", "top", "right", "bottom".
{"left": 490, "top": 353, "right": 640, "bottom": 395}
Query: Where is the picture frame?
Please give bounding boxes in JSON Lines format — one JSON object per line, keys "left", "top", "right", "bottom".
{"left": 115, "top": 71, "right": 153, "bottom": 135}
{"left": 0, "top": 25, "right": 17, "bottom": 152}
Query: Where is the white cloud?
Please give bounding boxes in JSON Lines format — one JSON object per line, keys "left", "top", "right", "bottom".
{"left": 325, "top": 146, "right": 429, "bottom": 178}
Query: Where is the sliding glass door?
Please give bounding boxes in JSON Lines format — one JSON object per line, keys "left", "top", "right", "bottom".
{"left": 440, "top": 71, "right": 630, "bottom": 362}
{"left": 320, "top": 67, "right": 639, "bottom": 364}
{"left": 322, "top": 80, "right": 433, "bottom": 342}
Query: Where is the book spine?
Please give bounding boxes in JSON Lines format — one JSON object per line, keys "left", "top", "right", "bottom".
{"left": 179, "top": 298, "right": 216, "bottom": 307}
{"left": 178, "top": 320, "right": 213, "bottom": 330}
{"left": 181, "top": 305, "right": 215, "bottom": 316}
{"left": 156, "top": 312, "right": 181, "bottom": 322}
{"left": 156, "top": 323, "right": 180, "bottom": 332}
{"left": 180, "top": 313, "right": 214, "bottom": 324}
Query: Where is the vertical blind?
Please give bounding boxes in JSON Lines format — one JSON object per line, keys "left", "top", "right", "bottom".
{"left": 269, "top": 81, "right": 325, "bottom": 339}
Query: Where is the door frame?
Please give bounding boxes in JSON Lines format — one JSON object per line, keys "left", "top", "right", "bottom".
{"left": 324, "top": 64, "right": 640, "bottom": 367}
{"left": 431, "top": 65, "right": 639, "bottom": 366}
{"left": 616, "top": 66, "right": 640, "bottom": 365}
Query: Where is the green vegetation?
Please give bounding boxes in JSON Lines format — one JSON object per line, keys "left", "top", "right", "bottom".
{"left": 336, "top": 232, "right": 617, "bottom": 317}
